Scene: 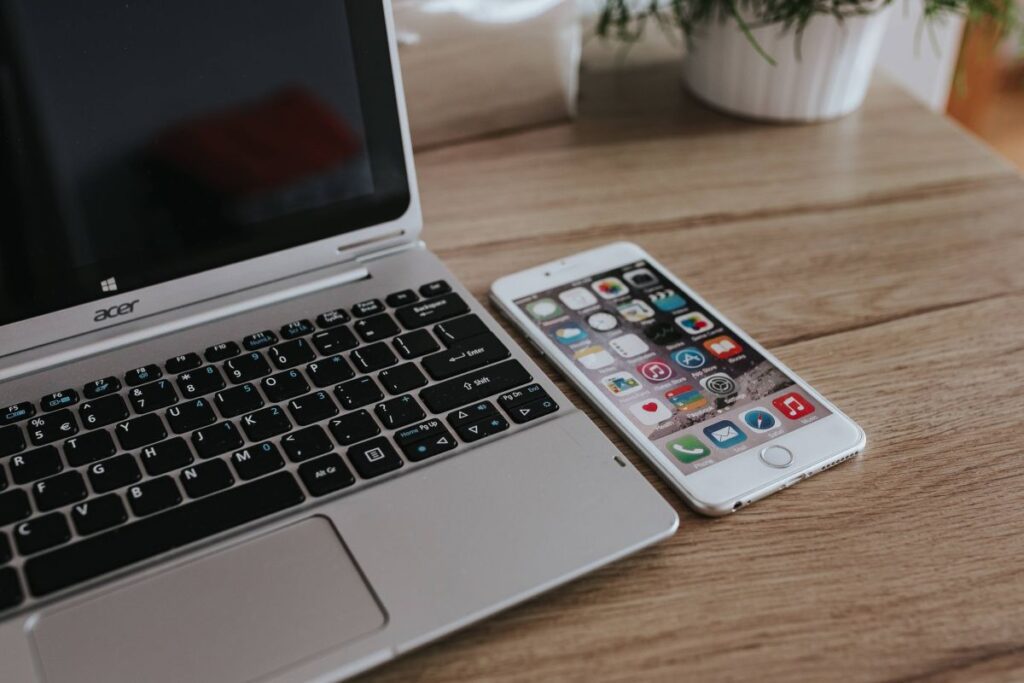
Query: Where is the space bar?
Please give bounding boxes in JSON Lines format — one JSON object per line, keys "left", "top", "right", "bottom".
{"left": 24, "top": 472, "right": 306, "bottom": 598}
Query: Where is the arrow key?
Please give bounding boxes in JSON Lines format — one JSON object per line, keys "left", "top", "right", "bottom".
{"left": 398, "top": 426, "right": 458, "bottom": 462}
{"left": 506, "top": 396, "right": 560, "bottom": 424}
{"left": 456, "top": 415, "right": 509, "bottom": 444}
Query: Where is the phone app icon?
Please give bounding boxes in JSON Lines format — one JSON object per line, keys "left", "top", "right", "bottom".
{"left": 623, "top": 268, "right": 658, "bottom": 289}
{"left": 587, "top": 311, "right": 619, "bottom": 332}
{"left": 667, "top": 435, "right": 711, "bottom": 463}
{"left": 741, "top": 408, "right": 777, "bottom": 432}
{"left": 592, "top": 277, "right": 629, "bottom": 300}
{"left": 772, "top": 391, "right": 815, "bottom": 420}
{"left": 650, "top": 289, "right": 687, "bottom": 312}
{"left": 671, "top": 347, "right": 707, "bottom": 370}
{"left": 553, "top": 326, "right": 588, "bottom": 345}
{"left": 675, "top": 312, "right": 715, "bottom": 335}
{"left": 664, "top": 384, "right": 708, "bottom": 412}
{"left": 559, "top": 287, "right": 598, "bottom": 311}
{"left": 701, "top": 373, "right": 737, "bottom": 396}
{"left": 617, "top": 299, "right": 656, "bottom": 322}
{"left": 526, "top": 298, "right": 564, "bottom": 321}
{"left": 703, "top": 335, "right": 743, "bottom": 359}
{"left": 601, "top": 371, "right": 642, "bottom": 397}
{"left": 637, "top": 360, "right": 674, "bottom": 383}
{"left": 575, "top": 345, "right": 615, "bottom": 370}
{"left": 703, "top": 420, "right": 748, "bottom": 449}
{"left": 609, "top": 333, "right": 649, "bottom": 358}
{"left": 629, "top": 398, "right": 673, "bottom": 425}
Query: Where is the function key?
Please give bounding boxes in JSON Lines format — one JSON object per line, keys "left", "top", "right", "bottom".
{"left": 165, "top": 353, "right": 202, "bottom": 374}
{"left": 125, "top": 365, "right": 162, "bottom": 387}
{"left": 316, "top": 308, "right": 350, "bottom": 329}
{"left": 419, "top": 280, "right": 452, "bottom": 298}
{"left": 352, "top": 299, "right": 385, "bottom": 318}
{"left": 243, "top": 330, "right": 278, "bottom": 351}
{"left": 0, "top": 425, "right": 26, "bottom": 458}
{"left": 41, "top": 390, "right": 79, "bottom": 413}
{"left": 83, "top": 377, "right": 121, "bottom": 400}
{"left": 204, "top": 341, "right": 241, "bottom": 363}
{"left": 280, "top": 319, "right": 314, "bottom": 339}
{"left": 1, "top": 403, "right": 36, "bottom": 426}
{"left": 385, "top": 290, "right": 418, "bottom": 307}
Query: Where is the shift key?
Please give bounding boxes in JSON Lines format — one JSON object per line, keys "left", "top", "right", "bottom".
{"left": 419, "top": 360, "right": 532, "bottom": 413}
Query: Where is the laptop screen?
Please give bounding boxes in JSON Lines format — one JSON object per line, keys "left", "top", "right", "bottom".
{"left": 0, "top": 0, "right": 409, "bottom": 326}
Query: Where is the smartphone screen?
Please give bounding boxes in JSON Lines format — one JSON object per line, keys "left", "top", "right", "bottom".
{"left": 514, "top": 260, "right": 831, "bottom": 474}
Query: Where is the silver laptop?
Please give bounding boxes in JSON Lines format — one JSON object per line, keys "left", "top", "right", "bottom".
{"left": 0, "top": 2, "right": 677, "bottom": 681}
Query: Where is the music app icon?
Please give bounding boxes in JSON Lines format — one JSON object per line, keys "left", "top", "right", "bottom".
{"left": 772, "top": 392, "right": 815, "bottom": 420}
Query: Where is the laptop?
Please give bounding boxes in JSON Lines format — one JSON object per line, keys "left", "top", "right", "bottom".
{"left": 0, "top": 1, "right": 678, "bottom": 681}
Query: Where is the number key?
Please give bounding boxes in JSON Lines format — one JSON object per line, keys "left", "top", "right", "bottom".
{"left": 128, "top": 380, "right": 178, "bottom": 414}
{"left": 175, "top": 366, "right": 225, "bottom": 399}
{"left": 224, "top": 352, "right": 271, "bottom": 384}
{"left": 268, "top": 339, "right": 316, "bottom": 370}
{"left": 79, "top": 395, "right": 130, "bottom": 429}
{"left": 27, "top": 409, "right": 78, "bottom": 446}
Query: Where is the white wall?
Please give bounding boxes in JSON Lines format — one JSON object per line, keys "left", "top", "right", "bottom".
{"left": 875, "top": 5, "right": 965, "bottom": 111}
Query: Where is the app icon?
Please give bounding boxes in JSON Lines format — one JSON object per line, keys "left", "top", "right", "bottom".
{"left": 575, "top": 345, "right": 615, "bottom": 370}
{"left": 703, "top": 335, "right": 743, "bottom": 359}
{"left": 701, "top": 373, "right": 738, "bottom": 396}
{"left": 703, "top": 420, "right": 748, "bottom": 449}
{"left": 629, "top": 398, "right": 673, "bottom": 425}
{"left": 617, "top": 299, "right": 656, "bottom": 322}
{"left": 591, "top": 277, "right": 629, "bottom": 300}
{"left": 644, "top": 322, "right": 683, "bottom": 346}
{"left": 675, "top": 312, "right": 715, "bottom": 335}
{"left": 664, "top": 385, "right": 708, "bottom": 412}
{"left": 526, "top": 298, "right": 564, "bottom": 321}
{"left": 601, "top": 371, "right": 642, "bottom": 397}
{"left": 637, "top": 360, "right": 674, "bottom": 383}
{"left": 587, "top": 311, "right": 619, "bottom": 332}
{"left": 671, "top": 347, "right": 707, "bottom": 370}
{"left": 741, "top": 408, "right": 777, "bottom": 432}
{"left": 772, "top": 392, "right": 815, "bottom": 420}
{"left": 609, "top": 333, "right": 650, "bottom": 358}
{"left": 623, "top": 268, "right": 658, "bottom": 289}
{"left": 650, "top": 289, "right": 687, "bottom": 312}
{"left": 667, "top": 435, "right": 711, "bottom": 463}
{"left": 553, "top": 326, "right": 588, "bottom": 345}
{"left": 559, "top": 287, "right": 598, "bottom": 311}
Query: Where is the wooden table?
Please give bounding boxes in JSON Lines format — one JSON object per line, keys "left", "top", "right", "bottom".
{"left": 365, "top": 50, "right": 1024, "bottom": 683}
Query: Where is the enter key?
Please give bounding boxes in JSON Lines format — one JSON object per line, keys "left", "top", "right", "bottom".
{"left": 421, "top": 333, "right": 510, "bottom": 380}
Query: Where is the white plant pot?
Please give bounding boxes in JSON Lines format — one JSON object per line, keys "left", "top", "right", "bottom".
{"left": 683, "top": 8, "right": 893, "bottom": 122}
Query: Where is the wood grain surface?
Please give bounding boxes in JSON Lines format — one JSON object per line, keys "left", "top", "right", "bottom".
{"left": 361, "top": 48, "right": 1024, "bottom": 683}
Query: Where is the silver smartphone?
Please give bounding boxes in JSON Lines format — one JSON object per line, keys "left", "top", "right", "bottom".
{"left": 491, "top": 242, "right": 866, "bottom": 516}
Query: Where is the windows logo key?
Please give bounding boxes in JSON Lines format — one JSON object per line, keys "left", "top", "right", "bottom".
{"left": 100, "top": 277, "right": 118, "bottom": 293}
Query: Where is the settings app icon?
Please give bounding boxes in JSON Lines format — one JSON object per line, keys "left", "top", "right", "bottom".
{"left": 700, "top": 373, "right": 738, "bottom": 396}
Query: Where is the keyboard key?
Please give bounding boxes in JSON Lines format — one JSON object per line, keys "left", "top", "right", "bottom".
{"left": 10, "top": 446, "right": 63, "bottom": 484}
{"left": 419, "top": 280, "right": 452, "bottom": 298}
{"left": 420, "top": 360, "right": 533, "bottom": 414}
{"left": 176, "top": 365, "right": 225, "bottom": 399}
{"left": 395, "top": 293, "right": 469, "bottom": 329}
{"left": 347, "top": 437, "right": 403, "bottom": 479}
{"left": 224, "top": 352, "right": 271, "bottom": 384}
{"left": 32, "top": 471, "right": 87, "bottom": 511}
{"left": 166, "top": 398, "right": 217, "bottom": 434}
{"left": 27, "top": 409, "right": 78, "bottom": 446}
{"left": 230, "top": 442, "right": 285, "bottom": 481}
{"left": 191, "top": 422, "right": 243, "bottom": 459}
{"left": 127, "top": 477, "right": 182, "bottom": 517}
{"left": 0, "top": 567, "right": 23, "bottom": 610}
{"left": 214, "top": 383, "right": 264, "bottom": 418}
{"left": 14, "top": 513, "right": 71, "bottom": 555}
{"left": 268, "top": 338, "right": 316, "bottom": 370}
{"left": 400, "top": 429, "right": 457, "bottom": 462}
{"left": 352, "top": 299, "right": 384, "bottom": 318}
{"left": 64, "top": 430, "right": 117, "bottom": 466}
{"left": 0, "top": 426, "right": 25, "bottom": 457}
{"left": 393, "top": 329, "right": 440, "bottom": 360}
{"left": 71, "top": 494, "right": 128, "bottom": 535}
{"left": 241, "top": 406, "right": 292, "bottom": 441}
{"left": 505, "top": 396, "right": 559, "bottom": 424}
{"left": 434, "top": 314, "right": 488, "bottom": 347}
{"left": 125, "top": 365, "right": 162, "bottom": 387}
{"left": 262, "top": 369, "right": 309, "bottom": 402}
{"left": 334, "top": 377, "right": 383, "bottom": 411}
{"left": 41, "top": 389, "right": 79, "bottom": 412}
{"left": 312, "top": 327, "right": 358, "bottom": 355}
{"left": 421, "top": 332, "right": 509, "bottom": 381}
{"left": 378, "top": 363, "right": 428, "bottom": 395}
{"left": 497, "top": 384, "right": 549, "bottom": 410}
{"left": 305, "top": 355, "right": 354, "bottom": 388}
{"left": 243, "top": 330, "right": 278, "bottom": 351}
{"left": 457, "top": 415, "right": 510, "bottom": 443}
{"left": 79, "top": 395, "right": 130, "bottom": 428}
{"left": 1, "top": 402, "right": 35, "bottom": 426}
{"left": 281, "top": 426, "right": 333, "bottom": 463}
{"left": 0, "top": 468, "right": 5, "bottom": 492}
{"left": 316, "top": 308, "right": 350, "bottom": 329}
{"left": 140, "top": 438, "right": 194, "bottom": 476}
{"left": 287, "top": 391, "right": 338, "bottom": 426}
{"left": 298, "top": 454, "right": 355, "bottom": 496}
{"left": 180, "top": 459, "right": 234, "bottom": 498}
{"left": 165, "top": 353, "right": 202, "bottom": 374}
{"left": 128, "top": 379, "right": 178, "bottom": 414}
{"left": 447, "top": 401, "right": 498, "bottom": 428}
{"left": 83, "top": 377, "right": 122, "bottom": 399}
{"left": 354, "top": 313, "right": 401, "bottom": 343}
{"left": 385, "top": 289, "right": 418, "bottom": 307}
{"left": 204, "top": 341, "right": 241, "bottom": 363}
{"left": 375, "top": 395, "right": 425, "bottom": 430}
{"left": 114, "top": 414, "right": 167, "bottom": 450}
{"left": 328, "top": 410, "right": 380, "bottom": 446}
{"left": 280, "top": 319, "right": 314, "bottom": 339}
{"left": 88, "top": 454, "right": 142, "bottom": 493}
{"left": 351, "top": 342, "right": 398, "bottom": 373}
{"left": 0, "top": 490, "right": 31, "bottom": 526}
{"left": 25, "top": 472, "right": 304, "bottom": 598}
{"left": 0, "top": 534, "right": 9, "bottom": 564}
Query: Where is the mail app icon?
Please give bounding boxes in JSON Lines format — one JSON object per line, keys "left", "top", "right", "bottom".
{"left": 702, "top": 420, "right": 747, "bottom": 449}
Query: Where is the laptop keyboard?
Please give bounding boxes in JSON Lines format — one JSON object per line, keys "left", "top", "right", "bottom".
{"left": 0, "top": 281, "right": 559, "bottom": 611}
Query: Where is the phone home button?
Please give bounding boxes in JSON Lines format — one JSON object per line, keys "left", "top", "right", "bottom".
{"left": 760, "top": 445, "right": 793, "bottom": 468}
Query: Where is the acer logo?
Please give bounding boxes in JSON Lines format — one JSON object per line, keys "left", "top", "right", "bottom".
{"left": 94, "top": 299, "right": 140, "bottom": 322}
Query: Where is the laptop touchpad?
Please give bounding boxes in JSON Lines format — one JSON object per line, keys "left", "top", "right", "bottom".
{"left": 30, "top": 517, "right": 385, "bottom": 683}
